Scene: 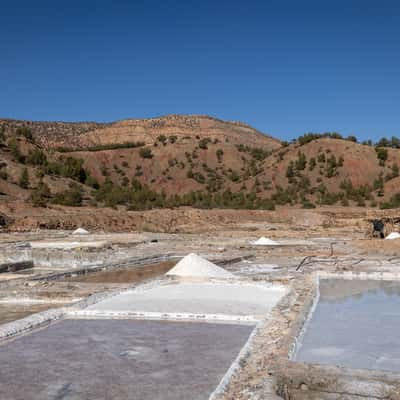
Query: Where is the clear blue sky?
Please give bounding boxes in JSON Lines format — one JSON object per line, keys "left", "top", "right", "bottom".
{"left": 1, "top": 0, "right": 400, "bottom": 141}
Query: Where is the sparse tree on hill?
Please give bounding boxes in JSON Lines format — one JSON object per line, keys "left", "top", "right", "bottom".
{"left": 347, "top": 135, "right": 357, "bottom": 143}
{"left": 30, "top": 180, "right": 51, "bottom": 207}
{"left": 309, "top": 157, "right": 316, "bottom": 171}
{"left": 139, "top": 148, "right": 153, "bottom": 159}
{"left": 216, "top": 148, "right": 224, "bottom": 162}
{"left": 286, "top": 161, "right": 295, "bottom": 179}
{"left": 16, "top": 126, "right": 33, "bottom": 141}
{"left": 375, "top": 147, "right": 388, "bottom": 166}
{"left": 9, "top": 137, "right": 25, "bottom": 163}
{"left": 18, "top": 168, "right": 29, "bottom": 189}
{"left": 157, "top": 135, "right": 167, "bottom": 145}
{"left": 0, "top": 126, "right": 5, "bottom": 142}
{"left": 295, "top": 151, "right": 307, "bottom": 170}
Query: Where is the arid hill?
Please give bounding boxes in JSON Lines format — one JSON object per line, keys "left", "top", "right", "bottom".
{"left": 1, "top": 115, "right": 400, "bottom": 225}
{"left": 0, "top": 115, "right": 280, "bottom": 150}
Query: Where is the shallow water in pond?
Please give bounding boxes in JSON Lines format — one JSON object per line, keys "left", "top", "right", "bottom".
{"left": 67, "top": 261, "right": 176, "bottom": 284}
{"left": 0, "top": 319, "right": 254, "bottom": 400}
{"left": 0, "top": 303, "right": 61, "bottom": 325}
{"left": 296, "top": 279, "right": 400, "bottom": 372}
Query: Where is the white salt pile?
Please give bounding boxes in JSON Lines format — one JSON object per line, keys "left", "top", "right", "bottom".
{"left": 385, "top": 232, "right": 400, "bottom": 240}
{"left": 166, "top": 253, "right": 234, "bottom": 279}
{"left": 72, "top": 228, "right": 90, "bottom": 235}
{"left": 252, "top": 237, "right": 279, "bottom": 246}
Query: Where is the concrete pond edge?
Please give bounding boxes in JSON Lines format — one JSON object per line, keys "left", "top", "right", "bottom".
{"left": 274, "top": 271, "right": 400, "bottom": 400}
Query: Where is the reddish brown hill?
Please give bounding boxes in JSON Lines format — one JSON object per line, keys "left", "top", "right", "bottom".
{"left": 253, "top": 138, "right": 400, "bottom": 205}
{"left": 0, "top": 115, "right": 280, "bottom": 203}
{"left": 262, "top": 138, "right": 395, "bottom": 189}
{"left": 1, "top": 115, "right": 400, "bottom": 215}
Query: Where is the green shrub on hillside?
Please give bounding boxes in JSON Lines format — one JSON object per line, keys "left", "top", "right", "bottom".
{"left": 302, "top": 199, "right": 316, "bottom": 209}
{"left": 319, "top": 191, "right": 341, "bottom": 205}
{"left": 139, "top": 148, "right": 153, "bottom": 159}
{"left": 228, "top": 170, "right": 240, "bottom": 182}
{"left": 339, "top": 179, "right": 373, "bottom": 203}
{"left": 0, "top": 169, "right": 7, "bottom": 180}
{"left": 216, "top": 148, "right": 224, "bottom": 162}
{"left": 157, "top": 135, "right": 167, "bottom": 145}
{"left": 317, "top": 152, "right": 325, "bottom": 163}
{"left": 272, "top": 186, "right": 296, "bottom": 205}
{"left": 0, "top": 126, "right": 5, "bottom": 142}
{"left": 16, "top": 126, "right": 33, "bottom": 140}
{"left": 295, "top": 151, "right": 307, "bottom": 170}
{"left": 61, "top": 157, "right": 87, "bottom": 182}
{"left": 55, "top": 141, "right": 145, "bottom": 152}
{"left": 198, "top": 138, "right": 211, "bottom": 150}
{"left": 235, "top": 144, "right": 270, "bottom": 161}
{"left": 8, "top": 137, "right": 25, "bottom": 163}
{"left": 326, "top": 155, "right": 338, "bottom": 178}
{"left": 380, "top": 193, "right": 400, "bottom": 209}
{"left": 375, "top": 147, "right": 388, "bottom": 166}
{"left": 286, "top": 161, "right": 295, "bottom": 181}
{"left": 30, "top": 180, "right": 51, "bottom": 207}
{"left": 375, "top": 137, "right": 400, "bottom": 149}
{"left": 385, "top": 163, "right": 399, "bottom": 181}
{"left": 85, "top": 175, "right": 100, "bottom": 189}
{"left": 296, "top": 132, "right": 345, "bottom": 146}
{"left": 347, "top": 135, "right": 357, "bottom": 143}
{"left": 27, "top": 148, "right": 47, "bottom": 165}
{"left": 52, "top": 184, "right": 82, "bottom": 206}
{"left": 309, "top": 157, "right": 316, "bottom": 171}
{"left": 18, "top": 168, "right": 29, "bottom": 189}
{"left": 373, "top": 173, "right": 384, "bottom": 192}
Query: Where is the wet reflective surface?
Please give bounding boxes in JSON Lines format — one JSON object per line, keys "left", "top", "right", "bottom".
{"left": 296, "top": 279, "right": 400, "bottom": 372}
{"left": 0, "top": 319, "right": 253, "bottom": 400}
{"left": 67, "top": 261, "right": 176, "bottom": 284}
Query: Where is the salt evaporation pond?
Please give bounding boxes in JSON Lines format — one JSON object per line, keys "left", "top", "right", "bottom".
{"left": 0, "top": 303, "right": 62, "bottom": 325}
{"left": 68, "top": 261, "right": 176, "bottom": 283}
{"left": 84, "top": 282, "right": 286, "bottom": 318}
{"left": 296, "top": 279, "right": 400, "bottom": 372}
{"left": 0, "top": 319, "right": 253, "bottom": 400}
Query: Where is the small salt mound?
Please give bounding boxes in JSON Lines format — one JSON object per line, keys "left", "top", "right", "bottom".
{"left": 72, "top": 228, "right": 90, "bottom": 235}
{"left": 252, "top": 237, "right": 279, "bottom": 246}
{"left": 385, "top": 232, "right": 400, "bottom": 240}
{"left": 166, "top": 253, "right": 234, "bottom": 279}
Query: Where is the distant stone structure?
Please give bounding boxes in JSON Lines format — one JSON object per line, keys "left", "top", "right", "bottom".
{"left": 372, "top": 219, "right": 385, "bottom": 238}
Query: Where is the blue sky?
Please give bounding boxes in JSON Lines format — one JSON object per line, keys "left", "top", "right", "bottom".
{"left": 1, "top": 0, "right": 400, "bottom": 141}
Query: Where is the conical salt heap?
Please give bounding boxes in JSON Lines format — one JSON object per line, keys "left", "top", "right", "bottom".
{"left": 72, "top": 228, "right": 90, "bottom": 235}
{"left": 253, "top": 237, "right": 279, "bottom": 245}
{"left": 385, "top": 232, "right": 400, "bottom": 240}
{"left": 166, "top": 253, "right": 234, "bottom": 279}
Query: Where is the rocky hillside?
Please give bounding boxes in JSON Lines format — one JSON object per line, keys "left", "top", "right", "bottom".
{"left": 1, "top": 115, "right": 400, "bottom": 213}
{"left": 0, "top": 115, "right": 280, "bottom": 150}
